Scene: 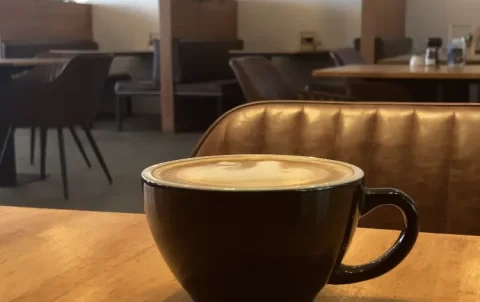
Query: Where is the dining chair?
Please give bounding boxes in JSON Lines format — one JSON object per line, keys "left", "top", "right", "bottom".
{"left": 330, "top": 48, "right": 366, "bottom": 66}
{"left": 329, "top": 48, "right": 413, "bottom": 102}
{"left": 354, "top": 37, "right": 414, "bottom": 61}
{"left": 229, "top": 56, "right": 352, "bottom": 102}
{"left": 271, "top": 56, "right": 346, "bottom": 94}
{"left": 191, "top": 101, "right": 480, "bottom": 236}
{"left": 0, "top": 39, "right": 132, "bottom": 123}
{"left": 0, "top": 54, "right": 114, "bottom": 199}
{"left": 28, "top": 52, "right": 93, "bottom": 166}
{"left": 115, "top": 39, "right": 243, "bottom": 132}
{"left": 114, "top": 39, "right": 160, "bottom": 131}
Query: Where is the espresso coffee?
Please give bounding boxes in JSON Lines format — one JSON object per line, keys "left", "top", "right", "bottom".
{"left": 142, "top": 154, "right": 418, "bottom": 302}
{"left": 148, "top": 154, "right": 361, "bottom": 190}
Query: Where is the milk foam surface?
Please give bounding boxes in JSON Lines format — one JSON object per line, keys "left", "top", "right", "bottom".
{"left": 151, "top": 156, "right": 356, "bottom": 190}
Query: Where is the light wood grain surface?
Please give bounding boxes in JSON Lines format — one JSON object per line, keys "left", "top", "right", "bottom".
{"left": 313, "top": 64, "right": 480, "bottom": 80}
{"left": 378, "top": 54, "right": 480, "bottom": 65}
{"left": 1, "top": 206, "right": 479, "bottom": 302}
{"left": 0, "top": 58, "right": 69, "bottom": 67}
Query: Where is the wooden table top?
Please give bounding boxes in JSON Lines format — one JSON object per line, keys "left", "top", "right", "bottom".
{"left": 378, "top": 54, "right": 480, "bottom": 65}
{"left": 0, "top": 58, "right": 69, "bottom": 67}
{"left": 49, "top": 49, "right": 153, "bottom": 57}
{"left": 1, "top": 206, "right": 479, "bottom": 302}
{"left": 229, "top": 49, "right": 330, "bottom": 56}
{"left": 313, "top": 64, "right": 480, "bottom": 80}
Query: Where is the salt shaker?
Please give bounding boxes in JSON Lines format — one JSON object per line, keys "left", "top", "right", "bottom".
{"left": 425, "top": 47, "right": 438, "bottom": 66}
{"left": 448, "top": 38, "right": 466, "bottom": 66}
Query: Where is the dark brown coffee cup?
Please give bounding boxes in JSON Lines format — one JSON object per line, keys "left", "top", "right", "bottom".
{"left": 142, "top": 155, "right": 419, "bottom": 302}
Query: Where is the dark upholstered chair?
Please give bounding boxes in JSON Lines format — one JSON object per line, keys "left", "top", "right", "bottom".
{"left": 270, "top": 56, "right": 308, "bottom": 90}
{"left": 0, "top": 39, "right": 132, "bottom": 121}
{"left": 114, "top": 39, "right": 161, "bottom": 131}
{"left": 330, "top": 47, "right": 366, "bottom": 66}
{"left": 271, "top": 56, "right": 345, "bottom": 94}
{"left": 229, "top": 56, "right": 352, "bottom": 102}
{"left": 378, "top": 37, "right": 414, "bottom": 59}
{"left": 329, "top": 48, "right": 413, "bottom": 102}
{"left": 0, "top": 54, "right": 114, "bottom": 199}
{"left": 115, "top": 39, "right": 243, "bottom": 131}
{"left": 173, "top": 39, "right": 243, "bottom": 114}
{"left": 192, "top": 101, "right": 480, "bottom": 236}
{"left": 353, "top": 37, "right": 413, "bottom": 62}
{"left": 173, "top": 39, "right": 242, "bottom": 84}
{"left": 28, "top": 52, "right": 95, "bottom": 167}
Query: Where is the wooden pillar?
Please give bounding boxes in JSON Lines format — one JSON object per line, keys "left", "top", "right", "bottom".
{"left": 170, "top": 0, "right": 237, "bottom": 39}
{"left": 159, "top": 0, "right": 174, "bottom": 133}
{"left": 361, "top": 0, "right": 406, "bottom": 63}
{"left": 159, "top": 0, "right": 237, "bottom": 133}
{"left": 361, "top": 0, "right": 377, "bottom": 63}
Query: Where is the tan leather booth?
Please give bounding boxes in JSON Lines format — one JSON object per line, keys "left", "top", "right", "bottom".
{"left": 192, "top": 101, "right": 480, "bottom": 236}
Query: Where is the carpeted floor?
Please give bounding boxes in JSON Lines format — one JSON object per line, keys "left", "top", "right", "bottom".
{"left": 0, "top": 116, "right": 202, "bottom": 213}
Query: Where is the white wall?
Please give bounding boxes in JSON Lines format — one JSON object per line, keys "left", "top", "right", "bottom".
{"left": 89, "top": 0, "right": 160, "bottom": 113}
{"left": 91, "top": 0, "right": 158, "bottom": 52}
{"left": 406, "top": 0, "right": 480, "bottom": 50}
{"left": 237, "top": 0, "right": 362, "bottom": 51}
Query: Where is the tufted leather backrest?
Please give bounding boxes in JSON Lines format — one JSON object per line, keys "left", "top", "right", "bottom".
{"left": 192, "top": 101, "right": 480, "bottom": 236}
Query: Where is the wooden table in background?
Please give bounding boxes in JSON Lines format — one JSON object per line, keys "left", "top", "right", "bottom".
{"left": 0, "top": 58, "right": 70, "bottom": 187}
{"left": 313, "top": 64, "right": 480, "bottom": 79}
{"left": 378, "top": 54, "right": 480, "bottom": 65}
{"left": 313, "top": 64, "right": 480, "bottom": 102}
{"left": 1, "top": 206, "right": 479, "bottom": 302}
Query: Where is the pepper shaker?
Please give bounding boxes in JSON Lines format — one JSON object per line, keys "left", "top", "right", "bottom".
{"left": 425, "top": 37, "right": 442, "bottom": 67}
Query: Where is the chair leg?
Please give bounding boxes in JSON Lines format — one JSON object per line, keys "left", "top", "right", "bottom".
{"left": 30, "top": 127, "right": 35, "bottom": 165}
{"left": 82, "top": 124, "right": 113, "bottom": 184}
{"left": 216, "top": 96, "right": 223, "bottom": 118}
{"left": 116, "top": 95, "right": 124, "bottom": 132}
{"left": 57, "top": 127, "right": 69, "bottom": 200}
{"left": 126, "top": 97, "right": 133, "bottom": 117}
{"left": 40, "top": 128, "right": 47, "bottom": 180}
{"left": 69, "top": 126, "right": 91, "bottom": 168}
{"left": 0, "top": 126, "right": 13, "bottom": 164}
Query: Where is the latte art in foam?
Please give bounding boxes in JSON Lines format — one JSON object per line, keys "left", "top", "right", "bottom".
{"left": 174, "top": 160, "right": 326, "bottom": 188}
{"left": 145, "top": 155, "right": 362, "bottom": 191}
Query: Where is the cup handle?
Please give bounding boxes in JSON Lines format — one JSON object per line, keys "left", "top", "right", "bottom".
{"left": 328, "top": 188, "right": 419, "bottom": 284}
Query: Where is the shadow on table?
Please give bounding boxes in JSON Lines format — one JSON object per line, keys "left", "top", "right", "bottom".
{"left": 163, "top": 289, "right": 409, "bottom": 302}
{"left": 164, "top": 290, "right": 192, "bottom": 302}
